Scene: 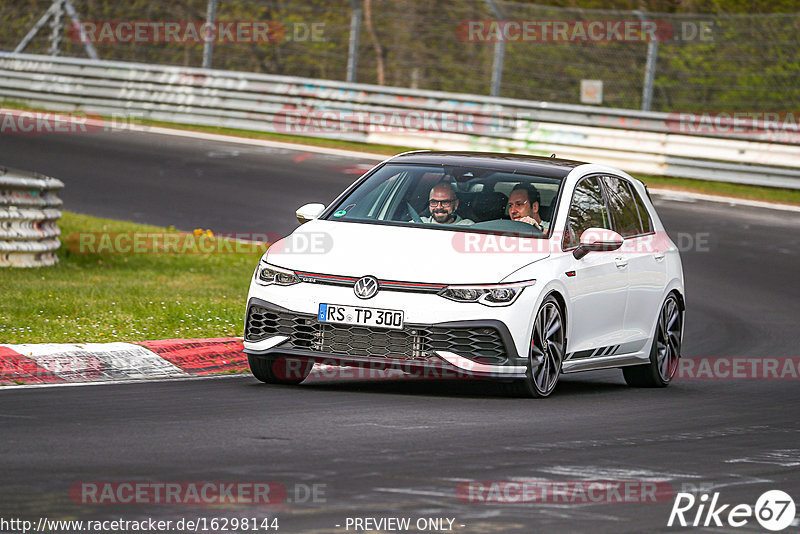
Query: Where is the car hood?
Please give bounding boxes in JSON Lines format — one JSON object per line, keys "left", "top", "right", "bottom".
{"left": 265, "top": 219, "right": 550, "bottom": 284}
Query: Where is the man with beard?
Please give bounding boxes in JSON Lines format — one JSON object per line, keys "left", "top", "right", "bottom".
{"left": 420, "top": 183, "right": 474, "bottom": 225}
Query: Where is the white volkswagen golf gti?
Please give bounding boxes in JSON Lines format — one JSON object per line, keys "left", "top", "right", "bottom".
{"left": 244, "top": 152, "right": 685, "bottom": 397}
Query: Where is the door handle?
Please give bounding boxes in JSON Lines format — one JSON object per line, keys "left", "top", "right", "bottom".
{"left": 615, "top": 257, "right": 628, "bottom": 269}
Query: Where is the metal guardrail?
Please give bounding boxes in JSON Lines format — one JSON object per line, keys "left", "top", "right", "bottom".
{"left": 1, "top": 52, "right": 798, "bottom": 189}
{"left": 0, "top": 166, "right": 63, "bottom": 267}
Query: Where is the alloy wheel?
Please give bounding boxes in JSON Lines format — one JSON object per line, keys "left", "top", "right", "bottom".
{"left": 656, "top": 295, "right": 682, "bottom": 382}
{"left": 530, "top": 299, "right": 565, "bottom": 395}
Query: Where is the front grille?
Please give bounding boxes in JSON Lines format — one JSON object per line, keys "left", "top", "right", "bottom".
{"left": 245, "top": 304, "right": 507, "bottom": 363}
{"left": 319, "top": 324, "right": 418, "bottom": 359}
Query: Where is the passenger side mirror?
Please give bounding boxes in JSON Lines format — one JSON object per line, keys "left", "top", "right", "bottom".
{"left": 296, "top": 203, "right": 326, "bottom": 224}
{"left": 573, "top": 228, "right": 624, "bottom": 259}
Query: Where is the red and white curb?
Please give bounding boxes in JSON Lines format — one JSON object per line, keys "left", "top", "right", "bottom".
{"left": 0, "top": 338, "right": 247, "bottom": 386}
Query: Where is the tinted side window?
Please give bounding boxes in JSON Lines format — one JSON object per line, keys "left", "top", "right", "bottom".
{"left": 601, "top": 176, "right": 643, "bottom": 237}
{"left": 564, "top": 177, "right": 611, "bottom": 249}
{"left": 630, "top": 183, "right": 653, "bottom": 234}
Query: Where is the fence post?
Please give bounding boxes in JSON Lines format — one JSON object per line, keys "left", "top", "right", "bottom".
{"left": 346, "top": 0, "right": 362, "bottom": 83}
{"left": 635, "top": 10, "right": 659, "bottom": 111}
{"left": 484, "top": 0, "right": 505, "bottom": 97}
{"left": 202, "top": 0, "right": 218, "bottom": 69}
{"left": 49, "top": 0, "right": 65, "bottom": 56}
{"left": 63, "top": 0, "right": 99, "bottom": 59}
{"left": 15, "top": 2, "right": 57, "bottom": 54}
{"left": 15, "top": 0, "right": 99, "bottom": 59}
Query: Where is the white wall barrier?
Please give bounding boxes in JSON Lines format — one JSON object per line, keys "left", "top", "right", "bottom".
{"left": 1, "top": 53, "right": 798, "bottom": 189}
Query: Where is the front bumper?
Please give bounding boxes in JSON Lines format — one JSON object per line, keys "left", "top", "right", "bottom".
{"left": 243, "top": 298, "right": 528, "bottom": 379}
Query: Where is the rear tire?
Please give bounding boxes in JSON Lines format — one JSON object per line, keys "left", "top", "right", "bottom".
{"left": 508, "top": 295, "right": 565, "bottom": 398}
{"left": 248, "top": 355, "right": 313, "bottom": 385}
{"left": 623, "top": 293, "right": 683, "bottom": 387}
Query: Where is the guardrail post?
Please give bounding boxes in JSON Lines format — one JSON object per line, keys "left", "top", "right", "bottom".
{"left": 202, "top": 0, "right": 218, "bottom": 69}
{"left": 635, "top": 10, "right": 659, "bottom": 111}
{"left": 0, "top": 167, "right": 64, "bottom": 268}
{"left": 346, "top": 0, "right": 362, "bottom": 83}
{"left": 484, "top": 0, "right": 505, "bottom": 97}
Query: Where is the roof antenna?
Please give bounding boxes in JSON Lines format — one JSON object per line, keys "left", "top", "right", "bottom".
{"left": 550, "top": 153, "right": 556, "bottom": 158}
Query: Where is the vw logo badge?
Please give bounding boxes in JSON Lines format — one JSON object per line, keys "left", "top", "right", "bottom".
{"left": 354, "top": 276, "right": 379, "bottom": 299}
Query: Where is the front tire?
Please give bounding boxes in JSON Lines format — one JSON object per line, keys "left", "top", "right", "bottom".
{"left": 623, "top": 293, "right": 683, "bottom": 387}
{"left": 248, "top": 355, "right": 313, "bottom": 385}
{"left": 509, "top": 295, "right": 565, "bottom": 398}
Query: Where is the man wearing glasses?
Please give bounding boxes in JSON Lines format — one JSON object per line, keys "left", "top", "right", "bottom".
{"left": 421, "top": 183, "right": 474, "bottom": 225}
{"left": 507, "top": 184, "right": 548, "bottom": 233}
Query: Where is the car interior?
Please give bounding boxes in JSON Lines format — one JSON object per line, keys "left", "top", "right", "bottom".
{"left": 402, "top": 170, "right": 560, "bottom": 233}
{"left": 329, "top": 164, "right": 562, "bottom": 236}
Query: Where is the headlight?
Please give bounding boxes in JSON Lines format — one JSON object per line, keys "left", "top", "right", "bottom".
{"left": 256, "top": 263, "right": 301, "bottom": 286}
{"left": 438, "top": 280, "right": 535, "bottom": 307}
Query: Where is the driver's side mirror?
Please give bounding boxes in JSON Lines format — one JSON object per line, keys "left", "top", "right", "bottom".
{"left": 296, "top": 203, "right": 326, "bottom": 224}
{"left": 573, "top": 228, "right": 624, "bottom": 259}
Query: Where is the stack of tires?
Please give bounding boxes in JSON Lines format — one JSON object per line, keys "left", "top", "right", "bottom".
{"left": 0, "top": 166, "right": 63, "bottom": 267}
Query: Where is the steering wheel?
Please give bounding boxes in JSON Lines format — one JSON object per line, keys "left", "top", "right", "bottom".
{"left": 406, "top": 201, "right": 422, "bottom": 223}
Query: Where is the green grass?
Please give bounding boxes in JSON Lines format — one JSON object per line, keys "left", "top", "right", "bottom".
{"left": 633, "top": 174, "right": 800, "bottom": 205}
{"left": 0, "top": 212, "right": 264, "bottom": 344}
{"left": 3, "top": 99, "right": 799, "bottom": 205}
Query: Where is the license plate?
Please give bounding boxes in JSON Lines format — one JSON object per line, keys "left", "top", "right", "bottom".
{"left": 318, "top": 303, "right": 404, "bottom": 330}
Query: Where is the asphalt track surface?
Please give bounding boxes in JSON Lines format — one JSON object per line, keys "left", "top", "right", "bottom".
{"left": 1, "top": 130, "right": 799, "bottom": 533}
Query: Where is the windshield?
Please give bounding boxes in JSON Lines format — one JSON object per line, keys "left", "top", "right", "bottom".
{"left": 324, "top": 163, "right": 562, "bottom": 237}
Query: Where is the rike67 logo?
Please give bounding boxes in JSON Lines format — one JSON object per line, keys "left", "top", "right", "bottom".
{"left": 668, "top": 490, "right": 796, "bottom": 531}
